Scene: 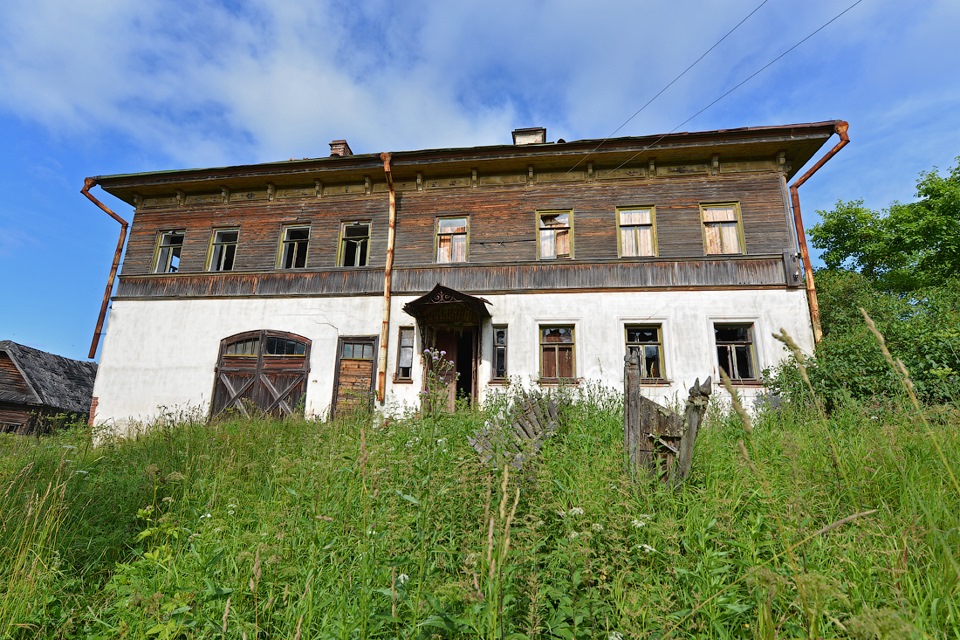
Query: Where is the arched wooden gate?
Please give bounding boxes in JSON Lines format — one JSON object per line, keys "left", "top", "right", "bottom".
{"left": 211, "top": 330, "right": 311, "bottom": 418}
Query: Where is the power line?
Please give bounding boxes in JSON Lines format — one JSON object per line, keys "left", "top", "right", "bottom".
{"left": 603, "top": 0, "right": 865, "bottom": 176}
{"left": 566, "top": 0, "right": 770, "bottom": 175}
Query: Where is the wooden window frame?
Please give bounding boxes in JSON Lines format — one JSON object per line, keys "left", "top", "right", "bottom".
{"left": 276, "top": 224, "right": 310, "bottom": 269}
{"left": 700, "top": 202, "right": 745, "bottom": 255}
{"left": 395, "top": 326, "right": 415, "bottom": 382}
{"left": 616, "top": 206, "right": 658, "bottom": 258}
{"left": 536, "top": 210, "right": 574, "bottom": 260}
{"left": 492, "top": 325, "right": 508, "bottom": 382}
{"left": 539, "top": 324, "right": 576, "bottom": 382}
{"left": 435, "top": 216, "right": 469, "bottom": 264}
{"left": 714, "top": 323, "right": 757, "bottom": 383}
{"left": 153, "top": 230, "right": 185, "bottom": 273}
{"left": 207, "top": 228, "right": 239, "bottom": 272}
{"left": 625, "top": 324, "right": 666, "bottom": 381}
{"left": 337, "top": 221, "right": 371, "bottom": 268}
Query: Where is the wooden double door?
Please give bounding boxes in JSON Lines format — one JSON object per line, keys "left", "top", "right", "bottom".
{"left": 211, "top": 330, "right": 310, "bottom": 418}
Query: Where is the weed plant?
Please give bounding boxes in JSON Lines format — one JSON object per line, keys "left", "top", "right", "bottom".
{"left": 1, "top": 347, "right": 958, "bottom": 637}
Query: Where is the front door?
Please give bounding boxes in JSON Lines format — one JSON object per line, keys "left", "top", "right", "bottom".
{"left": 211, "top": 331, "right": 310, "bottom": 418}
{"left": 332, "top": 336, "right": 378, "bottom": 418}
{"left": 430, "top": 328, "right": 476, "bottom": 411}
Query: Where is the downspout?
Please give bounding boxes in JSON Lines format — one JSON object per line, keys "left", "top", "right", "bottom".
{"left": 376, "top": 152, "right": 396, "bottom": 403}
{"left": 81, "top": 177, "right": 129, "bottom": 359}
{"left": 789, "top": 121, "right": 849, "bottom": 344}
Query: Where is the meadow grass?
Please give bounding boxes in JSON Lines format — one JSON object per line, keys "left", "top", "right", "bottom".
{"left": 0, "top": 381, "right": 958, "bottom": 638}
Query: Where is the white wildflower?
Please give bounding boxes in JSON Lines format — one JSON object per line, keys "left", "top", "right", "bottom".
{"left": 568, "top": 507, "right": 584, "bottom": 517}
{"left": 609, "top": 632, "right": 624, "bottom": 640}
{"left": 200, "top": 513, "right": 212, "bottom": 520}
{"left": 631, "top": 519, "right": 646, "bottom": 529}
{"left": 568, "top": 531, "right": 580, "bottom": 540}
{"left": 397, "top": 573, "right": 409, "bottom": 585}
{"left": 591, "top": 523, "right": 604, "bottom": 532}
{"left": 637, "top": 544, "right": 656, "bottom": 553}
{"left": 557, "top": 510, "right": 566, "bottom": 518}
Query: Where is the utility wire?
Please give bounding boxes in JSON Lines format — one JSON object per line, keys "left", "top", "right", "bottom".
{"left": 603, "top": 0, "right": 865, "bottom": 175}
{"left": 566, "top": 0, "right": 770, "bottom": 175}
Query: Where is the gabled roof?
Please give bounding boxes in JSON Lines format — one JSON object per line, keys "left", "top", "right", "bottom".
{"left": 0, "top": 341, "right": 98, "bottom": 414}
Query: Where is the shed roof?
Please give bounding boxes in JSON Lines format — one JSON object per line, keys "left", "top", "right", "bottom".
{"left": 0, "top": 341, "right": 97, "bottom": 415}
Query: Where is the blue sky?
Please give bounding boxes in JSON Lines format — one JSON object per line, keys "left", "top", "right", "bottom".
{"left": 1, "top": 0, "right": 957, "bottom": 361}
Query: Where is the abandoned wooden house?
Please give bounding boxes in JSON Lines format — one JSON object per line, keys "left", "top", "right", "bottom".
{"left": 0, "top": 340, "right": 98, "bottom": 434}
{"left": 83, "top": 121, "right": 848, "bottom": 432}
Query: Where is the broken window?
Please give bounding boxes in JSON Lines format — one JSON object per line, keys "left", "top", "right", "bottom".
{"left": 493, "top": 325, "right": 508, "bottom": 380}
{"left": 538, "top": 211, "right": 573, "bottom": 259}
{"left": 154, "top": 230, "right": 185, "bottom": 273}
{"left": 339, "top": 221, "right": 370, "bottom": 267}
{"left": 278, "top": 225, "right": 310, "bottom": 269}
{"left": 341, "top": 340, "right": 375, "bottom": 360}
{"left": 625, "top": 325, "right": 664, "bottom": 380}
{"left": 436, "top": 217, "right": 468, "bottom": 263}
{"left": 701, "top": 204, "right": 744, "bottom": 255}
{"left": 396, "top": 327, "right": 415, "bottom": 380}
{"left": 224, "top": 336, "right": 260, "bottom": 356}
{"left": 715, "top": 323, "right": 756, "bottom": 381}
{"left": 208, "top": 229, "right": 239, "bottom": 271}
{"left": 618, "top": 207, "right": 657, "bottom": 257}
{"left": 540, "top": 325, "right": 575, "bottom": 380}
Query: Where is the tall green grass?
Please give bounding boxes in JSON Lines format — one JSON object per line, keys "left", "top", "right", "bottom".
{"left": 1, "top": 380, "right": 957, "bottom": 638}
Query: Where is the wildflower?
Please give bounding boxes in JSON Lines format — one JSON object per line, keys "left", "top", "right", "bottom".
{"left": 568, "top": 531, "right": 580, "bottom": 540}
{"left": 557, "top": 510, "right": 566, "bottom": 518}
{"left": 637, "top": 543, "right": 656, "bottom": 553}
{"left": 591, "top": 523, "right": 604, "bottom": 532}
{"left": 397, "top": 573, "right": 409, "bottom": 585}
{"left": 568, "top": 507, "right": 584, "bottom": 517}
{"left": 200, "top": 513, "right": 212, "bottom": 520}
{"left": 631, "top": 519, "right": 646, "bottom": 529}
{"left": 162, "top": 496, "right": 175, "bottom": 504}
{"left": 609, "top": 633, "right": 624, "bottom": 640}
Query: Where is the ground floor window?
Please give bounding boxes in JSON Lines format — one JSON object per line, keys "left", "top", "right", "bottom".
{"left": 396, "top": 327, "right": 415, "bottom": 380}
{"left": 625, "top": 325, "right": 664, "bottom": 380}
{"left": 540, "top": 325, "right": 575, "bottom": 380}
{"left": 493, "top": 325, "right": 508, "bottom": 380}
{"left": 715, "top": 323, "right": 756, "bottom": 381}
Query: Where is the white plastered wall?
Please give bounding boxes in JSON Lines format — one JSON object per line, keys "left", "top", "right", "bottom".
{"left": 93, "top": 288, "right": 813, "bottom": 433}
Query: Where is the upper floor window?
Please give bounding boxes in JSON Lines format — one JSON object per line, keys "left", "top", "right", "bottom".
{"left": 207, "top": 229, "right": 238, "bottom": 272}
{"left": 278, "top": 225, "right": 310, "bottom": 269}
{"left": 540, "top": 325, "right": 575, "bottom": 380}
{"left": 154, "top": 230, "right": 185, "bottom": 273}
{"left": 617, "top": 207, "right": 657, "bottom": 257}
{"left": 538, "top": 211, "right": 573, "bottom": 260}
{"left": 339, "top": 221, "right": 370, "bottom": 267}
{"left": 715, "top": 323, "right": 756, "bottom": 381}
{"left": 701, "top": 203, "right": 744, "bottom": 255}
{"left": 625, "top": 325, "right": 664, "bottom": 380}
{"left": 436, "top": 217, "right": 468, "bottom": 263}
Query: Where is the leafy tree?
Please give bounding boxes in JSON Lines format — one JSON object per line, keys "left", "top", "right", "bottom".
{"left": 771, "top": 158, "right": 960, "bottom": 406}
{"left": 810, "top": 157, "right": 960, "bottom": 292}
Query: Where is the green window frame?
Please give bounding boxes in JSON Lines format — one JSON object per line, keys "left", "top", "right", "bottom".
{"left": 715, "top": 323, "right": 756, "bottom": 381}
{"left": 492, "top": 325, "right": 508, "bottom": 380}
{"left": 338, "top": 221, "right": 370, "bottom": 267}
{"left": 539, "top": 325, "right": 575, "bottom": 380}
{"left": 617, "top": 207, "right": 657, "bottom": 257}
{"left": 207, "top": 228, "right": 239, "bottom": 272}
{"left": 537, "top": 211, "right": 573, "bottom": 260}
{"left": 625, "top": 325, "right": 665, "bottom": 380}
{"left": 435, "top": 217, "right": 469, "bottom": 263}
{"left": 277, "top": 225, "right": 310, "bottom": 269}
{"left": 154, "top": 230, "right": 185, "bottom": 273}
{"left": 701, "top": 203, "right": 744, "bottom": 255}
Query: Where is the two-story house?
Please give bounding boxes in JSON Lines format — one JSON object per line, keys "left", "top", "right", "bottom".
{"left": 84, "top": 121, "right": 846, "bottom": 431}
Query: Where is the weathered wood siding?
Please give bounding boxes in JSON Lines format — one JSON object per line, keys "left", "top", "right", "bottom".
{"left": 116, "top": 256, "right": 789, "bottom": 298}
{"left": 0, "top": 353, "right": 33, "bottom": 403}
{"left": 119, "top": 172, "right": 791, "bottom": 281}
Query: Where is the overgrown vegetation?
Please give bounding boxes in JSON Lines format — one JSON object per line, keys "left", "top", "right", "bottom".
{"left": 2, "top": 365, "right": 958, "bottom": 637}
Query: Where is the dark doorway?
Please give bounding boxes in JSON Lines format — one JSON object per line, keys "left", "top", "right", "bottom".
{"left": 432, "top": 327, "right": 477, "bottom": 411}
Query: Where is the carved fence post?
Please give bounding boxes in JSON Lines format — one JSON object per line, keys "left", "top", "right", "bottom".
{"left": 673, "top": 378, "right": 712, "bottom": 486}
{"left": 624, "top": 353, "right": 641, "bottom": 476}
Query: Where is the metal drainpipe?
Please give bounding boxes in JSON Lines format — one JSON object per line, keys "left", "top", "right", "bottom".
{"left": 81, "top": 177, "right": 129, "bottom": 359}
{"left": 376, "top": 152, "right": 396, "bottom": 403}
{"left": 789, "top": 121, "right": 849, "bottom": 344}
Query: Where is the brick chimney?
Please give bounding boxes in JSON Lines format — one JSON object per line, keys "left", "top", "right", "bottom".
{"left": 512, "top": 127, "right": 547, "bottom": 145}
{"left": 329, "top": 139, "right": 353, "bottom": 157}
